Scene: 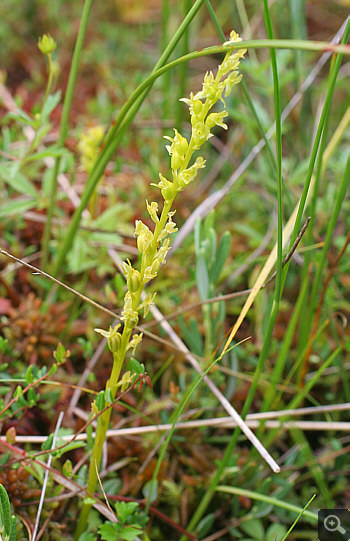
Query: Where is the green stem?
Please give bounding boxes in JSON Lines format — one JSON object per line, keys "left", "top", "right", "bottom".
{"left": 74, "top": 355, "right": 124, "bottom": 541}
{"left": 41, "top": 53, "right": 54, "bottom": 113}
{"left": 42, "top": 0, "right": 93, "bottom": 269}
{"left": 176, "top": 0, "right": 191, "bottom": 126}
{"left": 161, "top": 0, "right": 171, "bottom": 120}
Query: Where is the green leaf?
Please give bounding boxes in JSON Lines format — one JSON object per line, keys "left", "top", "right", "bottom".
{"left": 25, "top": 366, "right": 34, "bottom": 385}
{"left": 203, "top": 210, "right": 215, "bottom": 240}
{"left": 99, "top": 517, "right": 144, "bottom": 541}
{"left": 86, "top": 423, "right": 94, "bottom": 450}
{"left": 142, "top": 480, "right": 158, "bottom": 503}
{"left": 48, "top": 364, "right": 58, "bottom": 376}
{"left": 118, "top": 525, "right": 143, "bottom": 541}
{"left": 41, "top": 434, "right": 53, "bottom": 451}
{"left": 62, "top": 459, "right": 73, "bottom": 478}
{"left": 0, "top": 386, "right": 11, "bottom": 396}
{"left": 208, "top": 228, "right": 217, "bottom": 264}
{"left": 0, "top": 483, "right": 12, "bottom": 534}
{"left": 52, "top": 440, "right": 85, "bottom": 458}
{"left": 13, "top": 386, "right": 23, "bottom": 399}
{"left": 54, "top": 343, "right": 67, "bottom": 364}
{"left": 194, "top": 217, "right": 202, "bottom": 256}
{"left": 96, "top": 391, "right": 105, "bottom": 411}
{"left": 0, "top": 162, "right": 38, "bottom": 198}
{"left": 209, "top": 230, "right": 231, "bottom": 285}
{"left": 178, "top": 316, "right": 203, "bottom": 356}
{"left": 27, "top": 387, "right": 37, "bottom": 407}
{"left": 197, "top": 513, "right": 215, "bottom": 538}
{"left": 127, "top": 358, "right": 145, "bottom": 375}
{"left": 83, "top": 497, "right": 97, "bottom": 506}
{"left": 0, "top": 454, "right": 10, "bottom": 468}
{"left": 78, "top": 533, "right": 95, "bottom": 541}
{"left": 196, "top": 251, "right": 209, "bottom": 301}
{"left": 94, "top": 203, "right": 126, "bottom": 230}
{"left": 24, "top": 145, "right": 67, "bottom": 163}
{"left": 240, "top": 519, "right": 265, "bottom": 540}
{"left": 76, "top": 465, "right": 88, "bottom": 488}
{"left": 266, "top": 523, "right": 288, "bottom": 541}
{"left": 6, "top": 109, "right": 35, "bottom": 126}
{"left": 41, "top": 91, "right": 61, "bottom": 121}
{"left": 115, "top": 501, "right": 139, "bottom": 523}
{"left": 0, "top": 197, "right": 36, "bottom": 217}
{"left": 9, "top": 515, "right": 17, "bottom": 541}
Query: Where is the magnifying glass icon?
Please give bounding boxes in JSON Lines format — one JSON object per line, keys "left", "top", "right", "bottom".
{"left": 324, "top": 514, "right": 346, "bottom": 535}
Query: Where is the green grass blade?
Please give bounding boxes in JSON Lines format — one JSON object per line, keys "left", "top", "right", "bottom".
{"left": 42, "top": 0, "right": 93, "bottom": 268}
{"left": 280, "top": 494, "right": 316, "bottom": 541}
{"left": 216, "top": 485, "right": 318, "bottom": 523}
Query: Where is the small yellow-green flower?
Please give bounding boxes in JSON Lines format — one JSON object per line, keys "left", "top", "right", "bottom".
{"left": 95, "top": 325, "right": 122, "bottom": 353}
{"left": 38, "top": 34, "right": 57, "bottom": 55}
{"left": 78, "top": 125, "right": 105, "bottom": 174}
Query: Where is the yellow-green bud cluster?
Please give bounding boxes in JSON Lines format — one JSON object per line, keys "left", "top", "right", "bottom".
{"left": 38, "top": 34, "right": 57, "bottom": 55}
{"left": 77, "top": 125, "right": 105, "bottom": 175}
{"left": 151, "top": 30, "right": 245, "bottom": 203}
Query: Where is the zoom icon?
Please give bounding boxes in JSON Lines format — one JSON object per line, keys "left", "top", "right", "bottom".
{"left": 318, "top": 509, "right": 350, "bottom": 540}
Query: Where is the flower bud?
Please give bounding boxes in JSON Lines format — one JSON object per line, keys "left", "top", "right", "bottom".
{"left": 171, "top": 151, "right": 182, "bottom": 170}
{"left": 192, "top": 99, "right": 203, "bottom": 116}
{"left": 150, "top": 258, "right": 160, "bottom": 276}
{"left": 127, "top": 269, "right": 142, "bottom": 292}
{"left": 38, "top": 34, "right": 57, "bottom": 55}
{"left": 108, "top": 332, "right": 122, "bottom": 353}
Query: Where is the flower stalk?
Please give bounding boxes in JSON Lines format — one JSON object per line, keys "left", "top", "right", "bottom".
{"left": 75, "top": 30, "right": 245, "bottom": 539}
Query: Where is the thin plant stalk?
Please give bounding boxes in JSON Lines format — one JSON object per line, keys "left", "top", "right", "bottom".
{"left": 280, "top": 494, "right": 317, "bottom": 541}
{"left": 74, "top": 201, "right": 175, "bottom": 539}
{"left": 175, "top": 0, "right": 191, "bottom": 126}
{"left": 42, "top": 0, "right": 93, "bottom": 269}
{"left": 161, "top": 0, "right": 171, "bottom": 120}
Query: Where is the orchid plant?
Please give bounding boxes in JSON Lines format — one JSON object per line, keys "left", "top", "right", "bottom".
{"left": 75, "top": 30, "right": 246, "bottom": 539}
